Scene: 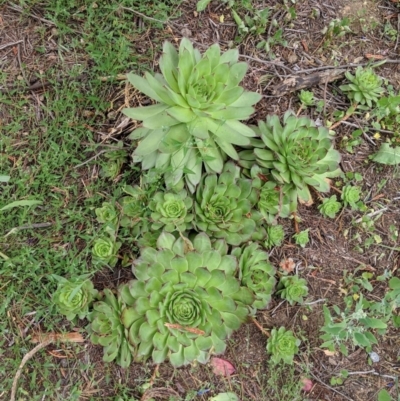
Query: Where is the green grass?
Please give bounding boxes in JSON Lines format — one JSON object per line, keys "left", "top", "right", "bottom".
{"left": 0, "top": 0, "right": 183, "bottom": 398}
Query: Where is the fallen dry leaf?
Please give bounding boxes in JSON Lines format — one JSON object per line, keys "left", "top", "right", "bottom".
{"left": 210, "top": 357, "right": 235, "bottom": 376}
{"left": 301, "top": 377, "right": 313, "bottom": 392}
{"left": 31, "top": 332, "right": 85, "bottom": 344}
{"left": 279, "top": 258, "right": 295, "bottom": 273}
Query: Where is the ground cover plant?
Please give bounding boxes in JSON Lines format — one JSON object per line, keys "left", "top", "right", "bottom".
{"left": 1, "top": 0, "right": 400, "bottom": 400}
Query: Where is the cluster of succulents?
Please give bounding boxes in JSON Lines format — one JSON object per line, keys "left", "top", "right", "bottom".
{"left": 53, "top": 39, "right": 382, "bottom": 370}
{"left": 92, "top": 233, "right": 277, "bottom": 367}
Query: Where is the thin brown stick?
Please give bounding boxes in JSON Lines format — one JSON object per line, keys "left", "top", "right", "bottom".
{"left": 251, "top": 317, "right": 270, "bottom": 337}
{"left": 293, "top": 59, "right": 400, "bottom": 74}
{"left": 0, "top": 40, "right": 23, "bottom": 51}
{"left": 330, "top": 104, "right": 358, "bottom": 130}
{"left": 10, "top": 339, "right": 53, "bottom": 401}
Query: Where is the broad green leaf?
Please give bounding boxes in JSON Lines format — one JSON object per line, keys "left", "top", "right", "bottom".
{"left": 144, "top": 72, "right": 176, "bottom": 106}
{"left": 377, "top": 389, "right": 392, "bottom": 401}
{"left": 210, "top": 106, "right": 255, "bottom": 121}
{"left": 167, "top": 106, "right": 195, "bottom": 123}
{"left": 214, "top": 87, "right": 244, "bottom": 106}
{"left": 353, "top": 332, "right": 370, "bottom": 347}
{"left": 0, "top": 200, "right": 43, "bottom": 211}
{"left": 142, "top": 112, "right": 179, "bottom": 129}
{"left": 127, "top": 73, "right": 162, "bottom": 102}
{"left": 389, "top": 277, "right": 400, "bottom": 290}
{"left": 206, "top": 119, "right": 250, "bottom": 146}
{"left": 359, "top": 317, "right": 387, "bottom": 330}
{"left": 0, "top": 175, "right": 10, "bottom": 182}
{"left": 159, "top": 41, "right": 179, "bottom": 92}
{"left": 224, "top": 120, "right": 257, "bottom": 137}
{"left": 209, "top": 393, "right": 239, "bottom": 401}
{"left": 372, "top": 143, "right": 400, "bottom": 165}
{"left": 230, "top": 91, "right": 262, "bottom": 107}
{"left": 196, "top": 0, "right": 212, "bottom": 11}
{"left": 178, "top": 45, "right": 194, "bottom": 94}
{"left": 215, "top": 138, "right": 239, "bottom": 160}
{"left": 220, "top": 48, "right": 239, "bottom": 64}
{"left": 122, "top": 104, "right": 168, "bottom": 121}
{"left": 134, "top": 128, "right": 166, "bottom": 156}
{"left": 226, "top": 62, "right": 248, "bottom": 88}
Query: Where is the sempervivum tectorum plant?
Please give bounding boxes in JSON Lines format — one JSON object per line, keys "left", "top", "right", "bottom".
{"left": 240, "top": 111, "right": 341, "bottom": 209}
{"left": 53, "top": 274, "right": 98, "bottom": 321}
{"left": 122, "top": 38, "right": 261, "bottom": 192}
{"left": 194, "top": 161, "right": 261, "bottom": 246}
{"left": 87, "top": 289, "right": 135, "bottom": 368}
{"left": 339, "top": 67, "right": 384, "bottom": 107}
{"left": 232, "top": 243, "right": 276, "bottom": 310}
{"left": 149, "top": 190, "right": 193, "bottom": 232}
{"left": 250, "top": 165, "right": 294, "bottom": 223}
{"left": 120, "top": 232, "right": 254, "bottom": 367}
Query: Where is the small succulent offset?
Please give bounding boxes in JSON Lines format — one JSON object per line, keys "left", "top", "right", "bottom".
{"left": 52, "top": 274, "right": 98, "bottom": 321}
{"left": 120, "top": 232, "right": 254, "bottom": 367}
{"left": 293, "top": 229, "right": 310, "bottom": 248}
{"left": 266, "top": 327, "right": 300, "bottom": 365}
{"left": 92, "top": 236, "right": 121, "bottom": 267}
{"left": 232, "top": 243, "right": 276, "bottom": 310}
{"left": 340, "top": 67, "right": 385, "bottom": 107}
{"left": 196, "top": 0, "right": 234, "bottom": 12}
{"left": 251, "top": 167, "right": 293, "bottom": 223}
{"left": 265, "top": 224, "right": 285, "bottom": 249}
{"left": 149, "top": 190, "right": 193, "bottom": 232}
{"left": 318, "top": 195, "right": 342, "bottom": 218}
{"left": 298, "top": 90, "right": 315, "bottom": 107}
{"left": 95, "top": 202, "right": 118, "bottom": 227}
{"left": 119, "top": 185, "right": 148, "bottom": 228}
{"left": 88, "top": 289, "right": 135, "bottom": 368}
{"left": 341, "top": 185, "right": 361, "bottom": 210}
{"left": 101, "top": 143, "right": 127, "bottom": 180}
{"left": 277, "top": 275, "right": 309, "bottom": 305}
{"left": 240, "top": 111, "right": 341, "bottom": 209}
{"left": 194, "top": 161, "right": 260, "bottom": 246}
{"left": 123, "top": 38, "right": 261, "bottom": 192}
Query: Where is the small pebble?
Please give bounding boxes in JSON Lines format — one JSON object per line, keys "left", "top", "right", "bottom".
{"left": 369, "top": 351, "right": 380, "bottom": 363}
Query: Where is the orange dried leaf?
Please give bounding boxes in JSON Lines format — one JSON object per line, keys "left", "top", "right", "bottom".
{"left": 210, "top": 357, "right": 235, "bottom": 376}
{"left": 279, "top": 258, "right": 295, "bottom": 273}
{"left": 365, "top": 54, "right": 385, "bottom": 60}
{"left": 31, "top": 332, "right": 85, "bottom": 344}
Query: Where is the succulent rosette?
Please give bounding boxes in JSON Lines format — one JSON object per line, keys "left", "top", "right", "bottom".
{"left": 339, "top": 67, "right": 384, "bottom": 107}
{"left": 95, "top": 202, "right": 118, "bottom": 226}
{"left": 53, "top": 274, "right": 98, "bottom": 321}
{"left": 119, "top": 232, "right": 254, "bottom": 367}
{"left": 265, "top": 224, "right": 285, "bottom": 249}
{"left": 318, "top": 195, "right": 342, "bottom": 218}
{"left": 266, "top": 326, "right": 300, "bottom": 365}
{"left": 194, "top": 161, "right": 261, "bottom": 246}
{"left": 341, "top": 185, "right": 361, "bottom": 210}
{"left": 149, "top": 190, "right": 193, "bottom": 232}
{"left": 123, "top": 38, "right": 261, "bottom": 192}
{"left": 232, "top": 243, "right": 276, "bottom": 310}
{"left": 88, "top": 289, "right": 134, "bottom": 368}
{"left": 240, "top": 111, "right": 341, "bottom": 208}
{"left": 277, "top": 275, "right": 309, "bottom": 305}
{"left": 119, "top": 185, "right": 148, "bottom": 227}
{"left": 92, "top": 237, "right": 121, "bottom": 267}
